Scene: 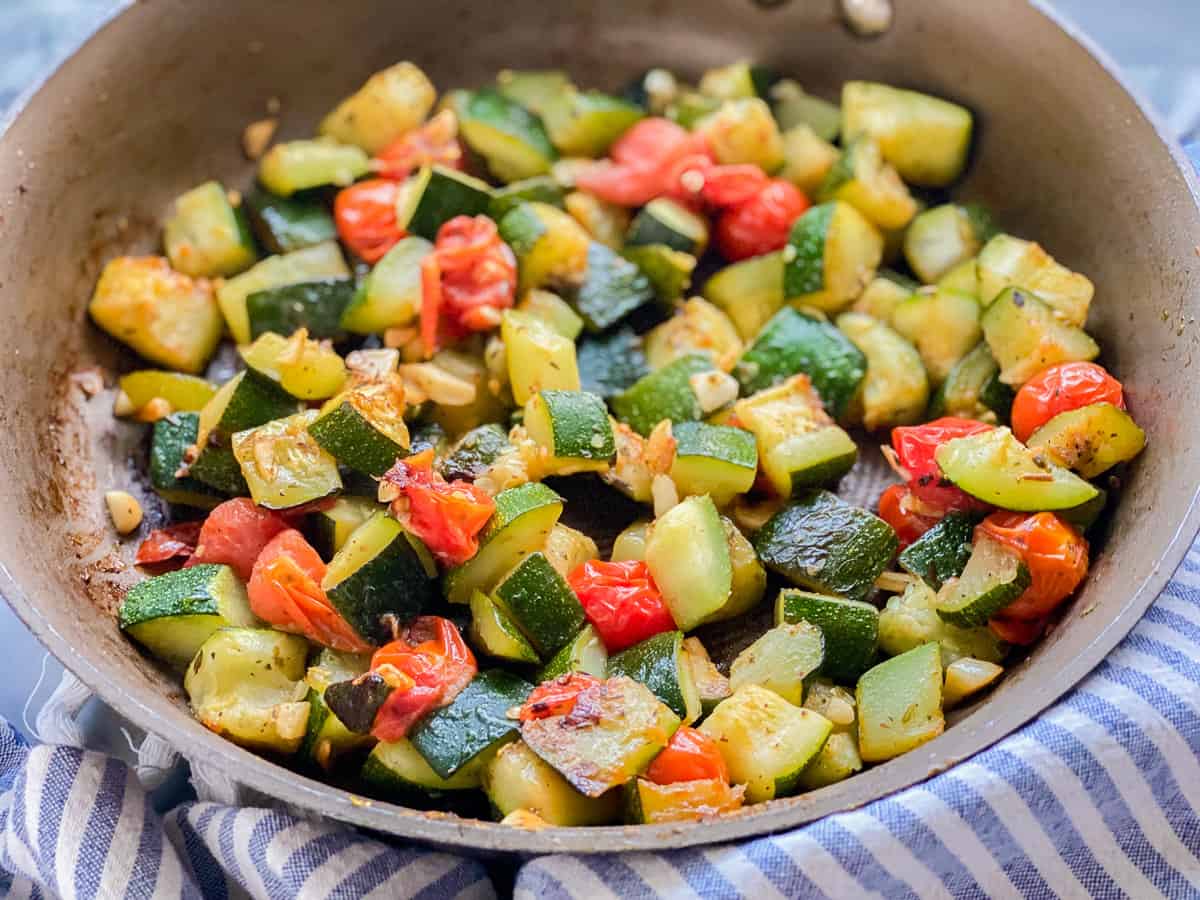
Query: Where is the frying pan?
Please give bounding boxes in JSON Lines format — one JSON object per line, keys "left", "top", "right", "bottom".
{"left": 1, "top": 0, "right": 1198, "bottom": 855}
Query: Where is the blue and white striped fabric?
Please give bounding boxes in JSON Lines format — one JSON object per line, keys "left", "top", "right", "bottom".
{"left": 3, "top": 538, "right": 1200, "bottom": 898}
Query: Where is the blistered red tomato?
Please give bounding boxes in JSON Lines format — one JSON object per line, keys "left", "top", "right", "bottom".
{"left": 567, "top": 559, "right": 676, "bottom": 652}
{"left": 1010, "top": 362, "right": 1126, "bottom": 442}
{"left": 517, "top": 672, "right": 604, "bottom": 722}
{"left": 714, "top": 179, "right": 809, "bottom": 261}
{"left": 334, "top": 178, "right": 405, "bottom": 264}
{"left": 645, "top": 726, "right": 729, "bottom": 784}
{"left": 372, "top": 110, "right": 462, "bottom": 180}
{"left": 876, "top": 484, "right": 940, "bottom": 548}
{"left": 247, "top": 529, "right": 371, "bottom": 652}
{"left": 574, "top": 118, "right": 713, "bottom": 207}
{"left": 190, "top": 498, "right": 290, "bottom": 581}
{"left": 135, "top": 521, "right": 202, "bottom": 569}
{"left": 891, "top": 418, "right": 994, "bottom": 512}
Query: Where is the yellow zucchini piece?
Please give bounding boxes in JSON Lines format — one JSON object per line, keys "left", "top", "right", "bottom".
{"left": 320, "top": 61, "right": 437, "bottom": 154}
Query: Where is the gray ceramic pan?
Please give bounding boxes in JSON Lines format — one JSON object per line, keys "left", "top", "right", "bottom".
{"left": 1, "top": 0, "right": 1198, "bottom": 855}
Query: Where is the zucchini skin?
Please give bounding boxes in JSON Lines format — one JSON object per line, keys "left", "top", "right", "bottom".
{"left": 577, "top": 328, "right": 649, "bottom": 400}
{"left": 607, "top": 631, "right": 690, "bottom": 720}
{"left": 776, "top": 590, "right": 879, "bottom": 683}
{"left": 441, "top": 424, "right": 512, "bottom": 483}
{"left": 244, "top": 187, "right": 337, "bottom": 255}
{"left": 898, "top": 512, "right": 977, "bottom": 591}
{"left": 567, "top": 242, "right": 656, "bottom": 332}
{"left": 494, "top": 552, "right": 586, "bottom": 658}
{"left": 245, "top": 278, "right": 355, "bottom": 341}
{"left": 611, "top": 353, "right": 714, "bottom": 437}
{"left": 149, "top": 412, "right": 222, "bottom": 507}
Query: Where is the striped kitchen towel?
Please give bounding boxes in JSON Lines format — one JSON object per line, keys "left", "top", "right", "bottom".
{"left": 2, "top": 539, "right": 1200, "bottom": 899}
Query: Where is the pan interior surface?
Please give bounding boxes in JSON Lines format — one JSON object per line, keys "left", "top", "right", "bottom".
{"left": 0, "top": 0, "right": 1196, "bottom": 854}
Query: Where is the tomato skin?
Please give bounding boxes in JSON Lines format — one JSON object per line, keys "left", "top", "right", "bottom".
{"left": 372, "top": 110, "right": 462, "bottom": 180}
{"left": 1010, "top": 362, "right": 1126, "bottom": 442}
{"left": 247, "top": 529, "right": 372, "bottom": 652}
{"left": 334, "top": 179, "right": 405, "bottom": 264}
{"left": 518, "top": 672, "right": 604, "bottom": 722}
{"left": 977, "top": 511, "right": 1089, "bottom": 643}
{"left": 190, "top": 498, "right": 290, "bottom": 581}
{"left": 891, "top": 417, "right": 994, "bottom": 512}
{"left": 575, "top": 118, "right": 713, "bottom": 207}
{"left": 876, "top": 484, "right": 940, "bottom": 549}
{"left": 645, "top": 726, "right": 729, "bottom": 784}
{"left": 714, "top": 179, "right": 809, "bottom": 261}
{"left": 379, "top": 450, "right": 495, "bottom": 567}
{"left": 696, "top": 164, "right": 769, "bottom": 208}
{"left": 135, "top": 521, "right": 202, "bottom": 569}
{"left": 566, "top": 559, "right": 676, "bottom": 652}
{"left": 369, "top": 616, "right": 477, "bottom": 741}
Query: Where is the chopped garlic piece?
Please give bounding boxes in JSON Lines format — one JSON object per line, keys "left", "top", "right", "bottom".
{"left": 689, "top": 370, "right": 739, "bottom": 414}
{"left": 105, "top": 490, "right": 143, "bottom": 535}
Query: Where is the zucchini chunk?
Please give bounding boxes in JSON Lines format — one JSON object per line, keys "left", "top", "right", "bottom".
{"left": 1026, "top": 402, "right": 1146, "bottom": 478}
{"left": 319, "top": 61, "right": 436, "bottom": 154}
{"left": 842, "top": 81, "right": 973, "bottom": 187}
{"left": 857, "top": 642, "right": 944, "bottom": 762}
{"left": 441, "top": 424, "right": 512, "bottom": 483}
{"left": 798, "top": 680, "right": 863, "bottom": 789}
{"left": 668, "top": 421, "right": 758, "bottom": 507}
{"left": 524, "top": 390, "right": 616, "bottom": 476}
{"left": 577, "top": 328, "right": 649, "bottom": 400}
{"left": 567, "top": 242, "right": 656, "bottom": 332}
{"left": 299, "top": 649, "right": 375, "bottom": 771}
{"left": 489, "top": 176, "right": 566, "bottom": 222}
{"left": 698, "top": 61, "right": 776, "bottom": 100}
{"left": 542, "top": 91, "right": 643, "bottom": 158}
{"left": 852, "top": 271, "right": 916, "bottom": 321}
{"left": 460, "top": 89, "right": 558, "bottom": 182}
{"left": 120, "top": 564, "right": 257, "bottom": 670}
{"left": 939, "top": 257, "right": 980, "bottom": 297}
{"left": 258, "top": 138, "right": 370, "bottom": 196}
{"left": 309, "top": 379, "right": 409, "bottom": 477}
{"left": 520, "top": 675, "right": 680, "bottom": 797}
{"left": 611, "top": 519, "right": 651, "bottom": 563}
{"left": 607, "top": 630, "right": 701, "bottom": 723}
{"left": 240, "top": 331, "right": 347, "bottom": 402}
{"left": 734, "top": 375, "right": 859, "bottom": 496}
{"left": 517, "top": 289, "right": 584, "bottom": 341}
{"left": 783, "top": 201, "right": 883, "bottom": 313}
{"left": 362, "top": 738, "right": 487, "bottom": 800}
{"left": 470, "top": 590, "right": 540, "bottom": 664}
{"left": 942, "top": 657, "right": 1005, "bottom": 709}
{"left": 198, "top": 370, "right": 300, "bottom": 439}
{"left": 495, "top": 69, "right": 572, "bottom": 117}
{"left": 977, "top": 234, "right": 1094, "bottom": 325}
{"left": 626, "top": 778, "right": 745, "bottom": 824}
{"left": 627, "top": 198, "right": 710, "bottom": 255}
{"left": 444, "top": 482, "right": 564, "bottom": 604}
{"left": 149, "top": 413, "right": 224, "bottom": 507}
{"left": 890, "top": 287, "right": 981, "bottom": 385}
{"left": 736, "top": 307, "right": 867, "bottom": 419}
{"left": 322, "top": 512, "right": 437, "bottom": 643}
{"left": 184, "top": 628, "right": 311, "bottom": 754}
{"left": 622, "top": 244, "right": 696, "bottom": 304}
{"left": 645, "top": 495, "right": 733, "bottom": 630}
{"left": 836, "top": 311, "right": 928, "bottom": 429}
{"left": 342, "top": 236, "right": 433, "bottom": 334}
{"left": 897, "top": 511, "right": 976, "bottom": 591}
{"left": 878, "top": 580, "right": 1006, "bottom": 665}
{"left": 694, "top": 98, "right": 785, "bottom": 171}
{"left": 499, "top": 202, "right": 591, "bottom": 294}
{"left": 935, "top": 532, "right": 1031, "bottom": 627}
{"left": 611, "top": 353, "right": 717, "bottom": 437}
{"left": 217, "top": 240, "right": 350, "bottom": 344}
{"left": 934, "top": 426, "right": 1099, "bottom": 511}
{"left": 779, "top": 125, "right": 840, "bottom": 194}
{"left": 903, "top": 203, "right": 994, "bottom": 284}
{"left": 644, "top": 298, "right": 742, "bottom": 373}
{"left": 244, "top": 187, "right": 337, "bottom": 256}
{"left": 118, "top": 370, "right": 217, "bottom": 416}
{"left": 246, "top": 278, "right": 355, "bottom": 341}
{"left": 682, "top": 637, "right": 731, "bottom": 713}
{"left": 308, "top": 496, "right": 380, "bottom": 558}
{"left": 89, "top": 256, "right": 223, "bottom": 374}
{"left": 500, "top": 310, "right": 582, "bottom": 405}
{"left": 542, "top": 524, "right": 599, "bottom": 578}
{"left": 770, "top": 80, "right": 841, "bottom": 139}
{"left": 164, "top": 181, "right": 256, "bottom": 278}
{"left": 755, "top": 489, "right": 898, "bottom": 603}
{"left": 818, "top": 136, "right": 918, "bottom": 231}
{"left": 396, "top": 165, "right": 494, "bottom": 240}
{"left": 698, "top": 684, "right": 833, "bottom": 803}
{"left": 729, "top": 622, "right": 825, "bottom": 706}
{"left": 537, "top": 625, "right": 608, "bottom": 682}
{"left": 703, "top": 250, "right": 785, "bottom": 340}
{"left": 484, "top": 739, "right": 621, "bottom": 826}
{"left": 493, "top": 551, "right": 586, "bottom": 658}
{"left": 565, "top": 190, "right": 630, "bottom": 249}
{"left": 409, "top": 670, "right": 533, "bottom": 778}
{"left": 707, "top": 516, "right": 768, "bottom": 623}
{"left": 665, "top": 89, "right": 721, "bottom": 129}
{"left": 232, "top": 410, "right": 342, "bottom": 509}
{"left": 928, "top": 342, "right": 1014, "bottom": 424}
{"left": 775, "top": 590, "right": 879, "bottom": 683}
{"left": 981, "top": 288, "right": 1099, "bottom": 386}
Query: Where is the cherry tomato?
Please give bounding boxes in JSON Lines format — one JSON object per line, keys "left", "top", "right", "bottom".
{"left": 977, "top": 511, "right": 1089, "bottom": 641}
{"left": 135, "top": 521, "right": 202, "bottom": 569}
{"left": 190, "top": 498, "right": 290, "bottom": 581}
{"left": 574, "top": 118, "right": 713, "bottom": 207}
{"left": 1010, "top": 362, "right": 1126, "bottom": 442}
{"left": 247, "top": 529, "right": 372, "bottom": 652}
{"left": 419, "top": 215, "right": 517, "bottom": 355}
{"left": 695, "top": 164, "right": 769, "bottom": 208}
{"left": 645, "top": 726, "right": 729, "bottom": 784}
{"left": 876, "top": 484, "right": 940, "bottom": 548}
{"left": 517, "top": 672, "right": 604, "bottom": 722}
{"left": 566, "top": 559, "right": 676, "bottom": 652}
{"left": 988, "top": 615, "right": 1047, "bottom": 646}
{"left": 372, "top": 110, "right": 463, "bottom": 180}
{"left": 715, "top": 179, "right": 809, "bottom": 261}
{"left": 891, "top": 417, "right": 994, "bottom": 512}
{"left": 370, "top": 616, "right": 477, "bottom": 741}
{"left": 380, "top": 449, "right": 495, "bottom": 567}
{"left": 334, "top": 178, "right": 405, "bottom": 264}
